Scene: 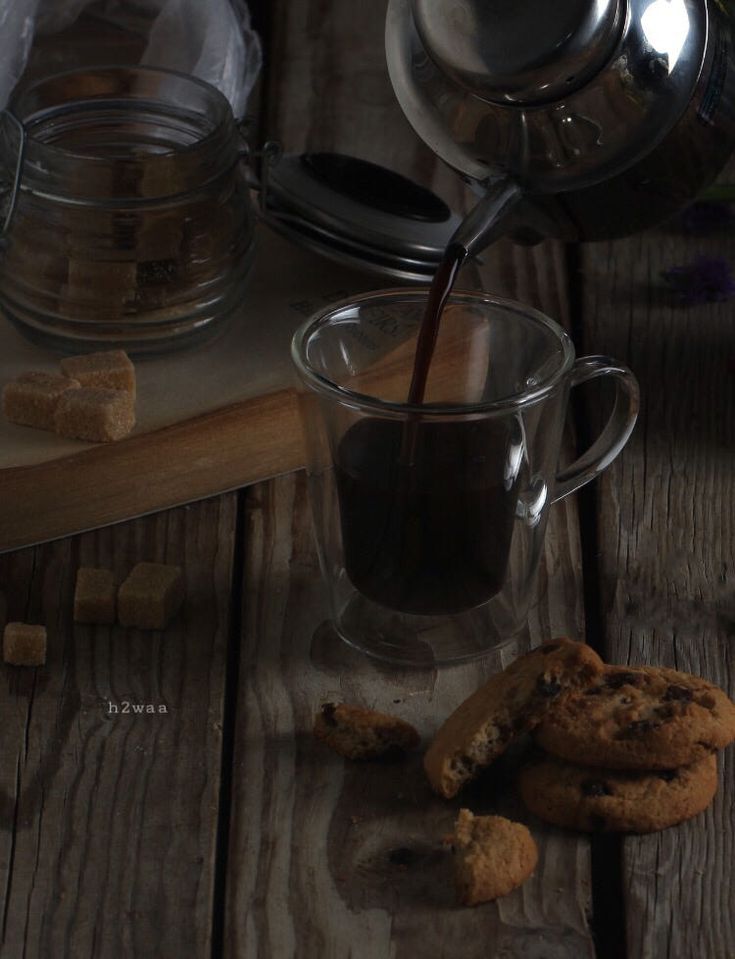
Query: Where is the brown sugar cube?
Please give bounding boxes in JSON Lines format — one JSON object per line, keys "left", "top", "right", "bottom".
{"left": 54, "top": 388, "right": 135, "bottom": 443}
{"left": 3, "top": 371, "right": 80, "bottom": 431}
{"left": 3, "top": 622, "right": 47, "bottom": 666}
{"left": 135, "top": 212, "right": 184, "bottom": 261}
{"left": 59, "top": 258, "right": 138, "bottom": 320}
{"left": 66, "top": 257, "right": 138, "bottom": 298}
{"left": 74, "top": 567, "right": 116, "bottom": 624}
{"left": 118, "top": 563, "right": 184, "bottom": 630}
{"left": 140, "top": 154, "right": 191, "bottom": 200}
{"left": 4, "top": 235, "right": 69, "bottom": 294}
{"left": 60, "top": 350, "right": 136, "bottom": 398}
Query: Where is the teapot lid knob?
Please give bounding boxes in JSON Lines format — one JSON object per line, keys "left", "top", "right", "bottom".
{"left": 411, "top": 0, "right": 624, "bottom": 104}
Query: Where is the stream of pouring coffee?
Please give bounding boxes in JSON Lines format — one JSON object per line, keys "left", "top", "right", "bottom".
{"left": 406, "top": 180, "right": 521, "bottom": 406}
{"left": 406, "top": 241, "right": 468, "bottom": 406}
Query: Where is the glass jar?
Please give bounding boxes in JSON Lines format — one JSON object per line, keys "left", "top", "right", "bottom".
{"left": 0, "top": 66, "right": 256, "bottom": 353}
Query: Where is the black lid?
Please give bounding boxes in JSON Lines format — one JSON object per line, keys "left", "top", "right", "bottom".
{"left": 261, "top": 152, "right": 462, "bottom": 282}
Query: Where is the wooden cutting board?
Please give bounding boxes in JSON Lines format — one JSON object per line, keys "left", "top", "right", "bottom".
{"left": 1, "top": 224, "right": 488, "bottom": 552}
{"left": 0, "top": 224, "right": 386, "bottom": 551}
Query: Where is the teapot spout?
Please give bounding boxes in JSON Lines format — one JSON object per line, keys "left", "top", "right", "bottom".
{"left": 450, "top": 179, "right": 523, "bottom": 258}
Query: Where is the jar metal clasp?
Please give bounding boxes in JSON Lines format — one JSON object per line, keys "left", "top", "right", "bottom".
{"left": 0, "top": 110, "right": 27, "bottom": 253}
{"left": 236, "top": 116, "right": 282, "bottom": 215}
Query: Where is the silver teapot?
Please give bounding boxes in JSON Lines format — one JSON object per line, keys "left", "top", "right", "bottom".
{"left": 386, "top": 0, "right": 735, "bottom": 253}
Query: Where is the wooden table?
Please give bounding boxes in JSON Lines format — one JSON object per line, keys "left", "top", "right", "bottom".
{"left": 2, "top": 3, "right": 735, "bottom": 957}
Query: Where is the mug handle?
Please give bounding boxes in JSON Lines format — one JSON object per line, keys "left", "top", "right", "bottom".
{"left": 552, "top": 355, "right": 640, "bottom": 503}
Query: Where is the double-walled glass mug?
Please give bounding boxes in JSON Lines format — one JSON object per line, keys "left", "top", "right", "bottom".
{"left": 291, "top": 290, "right": 639, "bottom": 667}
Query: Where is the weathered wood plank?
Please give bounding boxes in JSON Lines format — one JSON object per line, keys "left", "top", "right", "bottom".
{"left": 0, "top": 495, "right": 237, "bottom": 958}
{"left": 581, "top": 223, "right": 735, "bottom": 958}
{"left": 225, "top": 471, "right": 594, "bottom": 959}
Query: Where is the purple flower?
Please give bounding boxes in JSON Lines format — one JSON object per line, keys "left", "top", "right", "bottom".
{"left": 662, "top": 256, "right": 735, "bottom": 306}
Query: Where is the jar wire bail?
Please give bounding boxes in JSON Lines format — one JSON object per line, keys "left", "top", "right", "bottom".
{"left": 0, "top": 110, "right": 27, "bottom": 251}
{"left": 235, "top": 117, "right": 283, "bottom": 214}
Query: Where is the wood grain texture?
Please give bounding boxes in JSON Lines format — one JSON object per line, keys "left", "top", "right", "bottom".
{"left": 0, "top": 495, "right": 236, "bottom": 958}
{"left": 580, "top": 223, "right": 735, "bottom": 958}
{"left": 224, "top": 467, "right": 593, "bottom": 959}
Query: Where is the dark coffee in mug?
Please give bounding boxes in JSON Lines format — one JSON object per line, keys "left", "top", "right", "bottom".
{"left": 335, "top": 238, "right": 519, "bottom": 616}
{"left": 335, "top": 416, "right": 519, "bottom": 615}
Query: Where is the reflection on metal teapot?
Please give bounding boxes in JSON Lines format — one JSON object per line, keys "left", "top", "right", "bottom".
{"left": 386, "top": 0, "right": 735, "bottom": 247}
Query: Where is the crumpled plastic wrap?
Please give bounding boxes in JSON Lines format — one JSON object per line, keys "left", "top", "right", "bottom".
{"left": 0, "top": 0, "right": 41, "bottom": 110}
{"left": 0, "top": 0, "right": 262, "bottom": 116}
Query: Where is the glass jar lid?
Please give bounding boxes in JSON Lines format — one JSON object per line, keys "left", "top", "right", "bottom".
{"left": 261, "top": 152, "right": 463, "bottom": 283}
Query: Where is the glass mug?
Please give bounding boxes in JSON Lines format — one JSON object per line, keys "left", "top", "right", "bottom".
{"left": 291, "top": 290, "right": 639, "bottom": 666}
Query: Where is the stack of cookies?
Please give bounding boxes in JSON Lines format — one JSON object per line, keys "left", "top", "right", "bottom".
{"left": 519, "top": 664, "right": 735, "bottom": 833}
{"left": 423, "top": 638, "right": 605, "bottom": 799}
{"left": 424, "top": 641, "right": 735, "bottom": 835}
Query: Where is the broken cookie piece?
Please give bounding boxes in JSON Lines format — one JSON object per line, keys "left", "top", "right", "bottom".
{"left": 452, "top": 809, "right": 538, "bottom": 905}
{"left": 313, "top": 702, "right": 419, "bottom": 760}
{"left": 424, "top": 639, "right": 604, "bottom": 798}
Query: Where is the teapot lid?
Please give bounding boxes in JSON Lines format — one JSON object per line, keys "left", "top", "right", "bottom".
{"left": 412, "top": 0, "right": 623, "bottom": 104}
{"left": 260, "top": 152, "right": 463, "bottom": 282}
{"left": 387, "top": 0, "right": 709, "bottom": 194}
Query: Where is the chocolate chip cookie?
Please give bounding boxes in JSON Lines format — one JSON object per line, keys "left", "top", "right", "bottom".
{"left": 424, "top": 639, "right": 604, "bottom": 797}
{"left": 313, "top": 702, "right": 420, "bottom": 759}
{"left": 452, "top": 809, "right": 538, "bottom": 905}
{"left": 535, "top": 665, "right": 735, "bottom": 769}
{"left": 519, "top": 753, "right": 718, "bottom": 833}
